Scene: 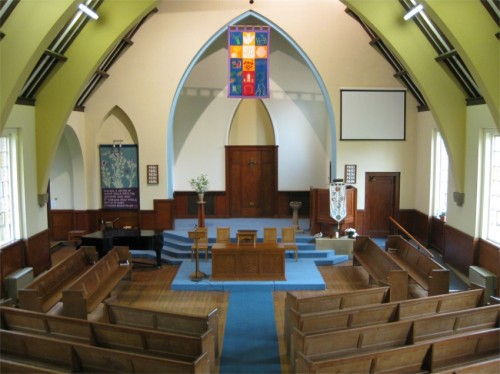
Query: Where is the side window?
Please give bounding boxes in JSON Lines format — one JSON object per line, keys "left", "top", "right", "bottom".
{"left": 0, "top": 131, "right": 20, "bottom": 246}
{"left": 433, "top": 131, "right": 448, "bottom": 219}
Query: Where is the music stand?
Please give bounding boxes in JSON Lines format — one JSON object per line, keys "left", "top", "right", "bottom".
{"left": 188, "top": 229, "right": 207, "bottom": 281}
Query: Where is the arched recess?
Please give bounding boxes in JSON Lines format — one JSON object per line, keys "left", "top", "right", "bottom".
{"left": 97, "top": 105, "right": 139, "bottom": 145}
{"left": 49, "top": 126, "right": 85, "bottom": 210}
{"left": 167, "top": 10, "right": 336, "bottom": 198}
{"left": 228, "top": 99, "right": 275, "bottom": 145}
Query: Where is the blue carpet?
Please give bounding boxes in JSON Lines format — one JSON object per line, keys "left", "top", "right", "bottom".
{"left": 220, "top": 291, "right": 281, "bottom": 374}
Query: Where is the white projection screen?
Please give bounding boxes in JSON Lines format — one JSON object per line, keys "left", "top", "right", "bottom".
{"left": 340, "top": 89, "right": 406, "bottom": 140}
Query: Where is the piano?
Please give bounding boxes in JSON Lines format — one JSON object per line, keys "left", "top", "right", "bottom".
{"left": 81, "top": 229, "right": 163, "bottom": 268}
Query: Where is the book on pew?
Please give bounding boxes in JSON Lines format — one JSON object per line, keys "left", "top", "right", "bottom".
{"left": 119, "top": 259, "right": 129, "bottom": 266}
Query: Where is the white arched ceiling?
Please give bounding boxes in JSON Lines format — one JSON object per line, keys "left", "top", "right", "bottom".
{"left": 168, "top": 10, "right": 336, "bottom": 197}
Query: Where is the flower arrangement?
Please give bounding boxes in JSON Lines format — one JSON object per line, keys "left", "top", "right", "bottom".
{"left": 345, "top": 228, "right": 357, "bottom": 238}
{"left": 189, "top": 173, "right": 209, "bottom": 193}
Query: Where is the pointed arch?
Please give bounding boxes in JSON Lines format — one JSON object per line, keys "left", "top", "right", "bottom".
{"left": 166, "top": 10, "right": 336, "bottom": 198}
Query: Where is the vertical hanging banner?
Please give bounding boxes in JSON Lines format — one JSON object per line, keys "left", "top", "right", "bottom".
{"left": 228, "top": 25, "right": 270, "bottom": 98}
{"left": 330, "top": 182, "right": 347, "bottom": 223}
{"left": 100, "top": 144, "right": 139, "bottom": 209}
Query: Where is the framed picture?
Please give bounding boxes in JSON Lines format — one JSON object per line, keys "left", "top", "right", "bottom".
{"left": 99, "top": 144, "right": 139, "bottom": 209}
{"left": 147, "top": 165, "right": 159, "bottom": 184}
{"left": 345, "top": 164, "right": 357, "bottom": 184}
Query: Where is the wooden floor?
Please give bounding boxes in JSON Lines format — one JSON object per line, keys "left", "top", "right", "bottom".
{"left": 50, "top": 247, "right": 372, "bottom": 374}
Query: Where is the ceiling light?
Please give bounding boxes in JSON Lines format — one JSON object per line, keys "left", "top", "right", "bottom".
{"left": 403, "top": 4, "right": 423, "bottom": 21}
{"left": 78, "top": 3, "right": 99, "bottom": 20}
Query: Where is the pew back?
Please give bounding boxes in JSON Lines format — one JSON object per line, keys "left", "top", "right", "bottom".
{"left": 386, "top": 235, "right": 449, "bottom": 295}
{"left": 17, "top": 247, "right": 98, "bottom": 312}
{"left": 105, "top": 300, "right": 220, "bottom": 356}
{"left": 353, "top": 236, "right": 408, "bottom": 301}
{"left": 1, "top": 306, "right": 215, "bottom": 372}
{"left": 62, "top": 246, "right": 132, "bottom": 319}
{"left": 0, "top": 329, "right": 210, "bottom": 373}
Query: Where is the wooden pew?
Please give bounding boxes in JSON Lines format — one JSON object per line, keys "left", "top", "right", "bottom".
{"left": 0, "top": 329, "right": 210, "bottom": 373}
{"left": 104, "top": 300, "right": 220, "bottom": 357}
{"left": 290, "top": 304, "right": 499, "bottom": 371}
{"left": 17, "top": 246, "right": 98, "bottom": 312}
{"left": 288, "top": 289, "right": 485, "bottom": 339}
{"left": 0, "top": 306, "right": 216, "bottom": 373}
{"left": 386, "top": 235, "right": 450, "bottom": 296}
{"left": 295, "top": 328, "right": 500, "bottom": 374}
{"left": 353, "top": 236, "right": 409, "bottom": 301}
{"left": 62, "top": 246, "right": 132, "bottom": 319}
{"left": 1, "top": 357, "right": 65, "bottom": 373}
{"left": 284, "top": 286, "right": 389, "bottom": 351}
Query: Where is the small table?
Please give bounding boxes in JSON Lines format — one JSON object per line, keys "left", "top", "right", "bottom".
{"left": 236, "top": 230, "right": 257, "bottom": 246}
{"left": 315, "top": 237, "right": 354, "bottom": 259}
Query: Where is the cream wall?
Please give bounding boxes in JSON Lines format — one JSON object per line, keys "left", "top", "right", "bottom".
{"left": 83, "top": 0, "right": 415, "bottom": 210}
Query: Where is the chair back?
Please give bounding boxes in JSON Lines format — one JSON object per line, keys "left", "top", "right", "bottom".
{"left": 263, "top": 227, "right": 278, "bottom": 243}
{"left": 281, "top": 227, "right": 296, "bottom": 243}
{"left": 216, "top": 227, "right": 230, "bottom": 243}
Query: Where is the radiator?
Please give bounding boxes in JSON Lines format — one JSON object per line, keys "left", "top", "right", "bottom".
{"left": 469, "top": 266, "right": 497, "bottom": 304}
{"left": 4, "top": 267, "right": 33, "bottom": 304}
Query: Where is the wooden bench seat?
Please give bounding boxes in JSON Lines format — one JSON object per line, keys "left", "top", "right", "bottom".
{"left": 295, "top": 328, "right": 500, "bottom": 374}
{"left": 104, "top": 300, "right": 220, "bottom": 357}
{"left": 288, "top": 289, "right": 485, "bottom": 339}
{"left": 353, "top": 236, "right": 409, "bottom": 301}
{"left": 0, "top": 329, "right": 210, "bottom": 373}
{"left": 284, "top": 286, "right": 389, "bottom": 351}
{"left": 386, "top": 235, "right": 449, "bottom": 296}
{"left": 17, "top": 246, "right": 98, "bottom": 312}
{"left": 290, "top": 304, "right": 499, "bottom": 371}
{"left": 1, "top": 306, "right": 215, "bottom": 373}
{"left": 62, "top": 246, "right": 132, "bottom": 319}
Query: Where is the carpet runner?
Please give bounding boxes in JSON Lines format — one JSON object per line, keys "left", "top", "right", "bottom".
{"left": 219, "top": 291, "right": 281, "bottom": 373}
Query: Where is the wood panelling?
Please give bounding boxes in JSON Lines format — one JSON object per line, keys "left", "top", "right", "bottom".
{"left": 139, "top": 210, "right": 155, "bottom": 229}
{"left": 444, "top": 225, "right": 477, "bottom": 275}
{"left": 310, "top": 186, "right": 357, "bottom": 236}
{"left": 476, "top": 239, "right": 500, "bottom": 297}
{"left": 50, "top": 210, "right": 74, "bottom": 241}
{"left": 397, "top": 209, "right": 429, "bottom": 246}
{"left": 154, "top": 199, "right": 174, "bottom": 230}
{"left": 173, "top": 191, "right": 309, "bottom": 219}
{"left": 0, "top": 240, "right": 24, "bottom": 298}
{"left": 429, "top": 216, "right": 446, "bottom": 254}
{"left": 24, "top": 230, "right": 51, "bottom": 276}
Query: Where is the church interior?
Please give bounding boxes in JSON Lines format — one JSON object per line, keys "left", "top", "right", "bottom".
{"left": 0, "top": 0, "right": 499, "bottom": 372}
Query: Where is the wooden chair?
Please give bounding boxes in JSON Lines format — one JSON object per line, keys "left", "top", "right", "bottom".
{"left": 216, "top": 227, "right": 230, "bottom": 243}
{"left": 282, "top": 226, "right": 298, "bottom": 261}
{"left": 263, "top": 227, "right": 278, "bottom": 243}
{"left": 191, "top": 227, "right": 209, "bottom": 261}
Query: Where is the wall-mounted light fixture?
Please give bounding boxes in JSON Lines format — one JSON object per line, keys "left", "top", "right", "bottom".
{"left": 403, "top": 4, "right": 423, "bottom": 21}
{"left": 78, "top": 3, "right": 99, "bottom": 20}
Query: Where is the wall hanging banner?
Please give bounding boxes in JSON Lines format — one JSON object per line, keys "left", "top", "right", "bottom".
{"left": 228, "top": 25, "right": 270, "bottom": 98}
{"left": 330, "top": 182, "right": 347, "bottom": 223}
{"left": 99, "top": 144, "right": 139, "bottom": 209}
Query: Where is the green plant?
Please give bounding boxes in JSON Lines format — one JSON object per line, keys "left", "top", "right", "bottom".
{"left": 189, "top": 173, "right": 209, "bottom": 193}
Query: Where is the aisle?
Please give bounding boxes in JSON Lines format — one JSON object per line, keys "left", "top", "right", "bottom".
{"left": 219, "top": 290, "right": 281, "bottom": 373}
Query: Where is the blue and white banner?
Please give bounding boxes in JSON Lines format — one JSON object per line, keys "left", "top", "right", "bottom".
{"left": 329, "top": 182, "right": 346, "bottom": 223}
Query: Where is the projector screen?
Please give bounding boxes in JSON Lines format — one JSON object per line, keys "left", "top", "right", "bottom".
{"left": 340, "top": 89, "right": 406, "bottom": 140}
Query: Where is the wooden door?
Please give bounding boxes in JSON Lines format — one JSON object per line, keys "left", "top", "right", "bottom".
{"left": 364, "top": 172, "right": 400, "bottom": 237}
{"left": 226, "top": 146, "right": 277, "bottom": 217}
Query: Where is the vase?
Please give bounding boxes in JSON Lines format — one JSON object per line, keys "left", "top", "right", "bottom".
{"left": 198, "top": 193, "right": 204, "bottom": 202}
{"left": 347, "top": 232, "right": 354, "bottom": 239}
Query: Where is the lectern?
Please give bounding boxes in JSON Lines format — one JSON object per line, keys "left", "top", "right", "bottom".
{"left": 188, "top": 229, "right": 207, "bottom": 281}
